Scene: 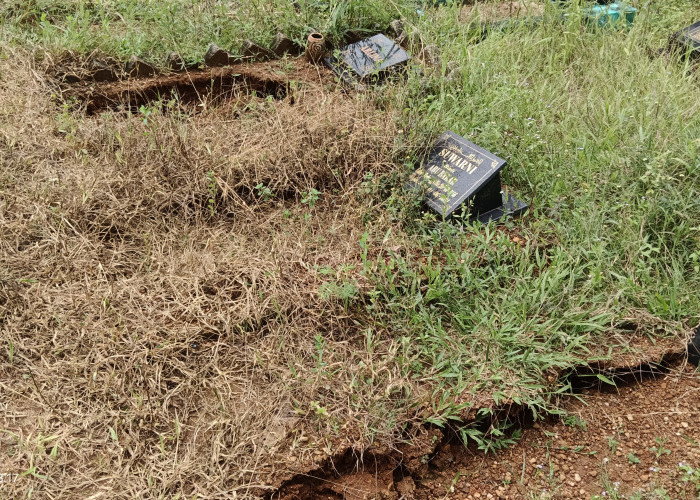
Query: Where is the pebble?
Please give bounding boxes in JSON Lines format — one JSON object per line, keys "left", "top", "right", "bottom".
{"left": 681, "top": 422, "right": 689, "bottom": 428}
{"left": 574, "top": 473, "right": 581, "bottom": 482}
{"left": 626, "top": 414, "right": 634, "bottom": 421}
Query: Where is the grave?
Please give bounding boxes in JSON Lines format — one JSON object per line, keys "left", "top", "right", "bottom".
{"left": 323, "top": 34, "right": 409, "bottom": 84}
{"left": 407, "top": 131, "right": 527, "bottom": 223}
{"left": 671, "top": 21, "right": 700, "bottom": 57}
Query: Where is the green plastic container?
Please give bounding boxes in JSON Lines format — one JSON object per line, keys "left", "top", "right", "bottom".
{"left": 583, "top": 2, "right": 637, "bottom": 28}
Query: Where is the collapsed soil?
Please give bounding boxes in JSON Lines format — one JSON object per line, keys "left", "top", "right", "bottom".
{"left": 60, "top": 58, "right": 337, "bottom": 114}
{"left": 274, "top": 361, "right": 700, "bottom": 499}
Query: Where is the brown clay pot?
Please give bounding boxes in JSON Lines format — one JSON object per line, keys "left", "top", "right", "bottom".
{"left": 305, "top": 32, "right": 326, "bottom": 64}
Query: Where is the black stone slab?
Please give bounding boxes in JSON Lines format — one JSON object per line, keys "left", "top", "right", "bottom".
{"left": 406, "top": 131, "right": 527, "bottom": 222}
{"left": 324, "top": 34, "right": 409, "bottom": 83}
{"left": 672, "top": 20, "right": 700, "bottom": 56}
{"left": 688, "top": 325, "right": 700, "bottom": 367}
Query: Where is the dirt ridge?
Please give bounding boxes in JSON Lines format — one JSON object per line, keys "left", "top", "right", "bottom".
{"left": 268, "top": 346, "right": 689, "bottom": 499}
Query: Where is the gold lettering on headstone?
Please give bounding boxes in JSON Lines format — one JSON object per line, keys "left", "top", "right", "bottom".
{"left": 360, "top": 46, "right": 382, "bottom": 62}
{"left": 437, "top": 147, "right": 478, "bottom": 175}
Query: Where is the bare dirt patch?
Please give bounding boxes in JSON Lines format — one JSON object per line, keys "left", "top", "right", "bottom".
{"left": 60, "top": 58, "right": 336, "bottom": 114}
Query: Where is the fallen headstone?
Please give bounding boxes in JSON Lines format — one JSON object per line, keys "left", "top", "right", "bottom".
{"left": 407, "top": 131, "right": 527, "bottom": 222}
{"left": 324, "top": 34, "right": 409, "bottom": 84}
{"left": 671, "top": 20, "right": 700, "bottom": 58}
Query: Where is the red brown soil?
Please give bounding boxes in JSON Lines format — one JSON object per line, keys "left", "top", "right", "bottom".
{"left": 273, "top": 361, "right": 700, "bottom": 499}
{"left": 62, "top": 58, "right": 336, "bottom": 114}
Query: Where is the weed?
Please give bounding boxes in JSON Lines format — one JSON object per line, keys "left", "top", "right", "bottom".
{"left": 562, "top": 414, "right": 587, "bottom": 430}
{"left": 650, "top": 437, "right": 671, "bottom": 460}
{"left": 254, "top": 182, "right": 273, "bottom": 202}
{"left": 301, "top": 188, "right": 321, "bottom": 209}
{"left": 2, "top": 0, "right": 700, "bottom": 497}
{"left": 679, "top": 462, "right": 700, "bottom": 494}
{"left": 461, "top": 419, "right": 523, "bottom": 454}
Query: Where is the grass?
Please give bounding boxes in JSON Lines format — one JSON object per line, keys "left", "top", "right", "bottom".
{"left": 1, "top": 0, "right": 700, "bottom": 498}
{"left": 0, "top": 0, "right": 412, "bottom": 66}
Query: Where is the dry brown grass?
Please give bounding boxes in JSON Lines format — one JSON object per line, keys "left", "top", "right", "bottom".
{"left": 0, "top": 50, "right": 423, "bottom": 498}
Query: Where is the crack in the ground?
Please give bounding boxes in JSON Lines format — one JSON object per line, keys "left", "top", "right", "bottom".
{"left": 268, "top": 347, "right": 693, "bottom": 499}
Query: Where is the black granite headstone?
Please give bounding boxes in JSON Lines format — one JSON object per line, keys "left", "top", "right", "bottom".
{"left": 324, "top": 34, "right": 409, "bottom": 83}
{"left": 407, "top": 131, "right": 527, "bottom": 222}
{"left": 672, "top": 20, "right": 700, "bottom": 56}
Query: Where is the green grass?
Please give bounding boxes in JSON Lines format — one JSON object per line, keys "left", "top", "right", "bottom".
{"left": 345, "top": 0, "right": 700, "bottom": 430}
{"left": 0, "top": 0, "right": 415, "bottom": 65}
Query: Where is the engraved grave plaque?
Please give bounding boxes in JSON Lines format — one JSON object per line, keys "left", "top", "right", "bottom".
{"left": 324, "top": 34, "right": 409, "bottom": 83}
{"left": 672, "top": 20, "right": 700, "bottom": 56}
{"left": 407, "top": 131, "right": 527, "bottom": 223}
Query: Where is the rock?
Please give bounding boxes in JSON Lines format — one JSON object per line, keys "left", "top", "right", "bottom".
{"left": 241, "top": 39, "right": 276, "bottom": 61}
{"left": 167, "top": 52, "right": 185, "bottom": 71}
{"left": 125, "top": 55, "right": 156, "bottom": 78}
{"left": 89, "top": 59, "right": 118, "bottom": 82}
{"left": 271, "top": 33, "right": 298, "bottom": 56}
{"left": 574, "top": 473, "right": 581, "bottom": 482}
{"left": 389, "top": 19, "right": 405, "bottom": 37}
{"left": 205, "top": 43, "right": 240, "bottom": 67}
{"left": 420, "top": 44, "right": 440, "bottom": 66}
